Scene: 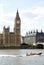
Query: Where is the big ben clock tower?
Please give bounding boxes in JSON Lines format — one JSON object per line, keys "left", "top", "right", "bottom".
{"left": 14, "top": 10, "right": 21, "bottom": 47}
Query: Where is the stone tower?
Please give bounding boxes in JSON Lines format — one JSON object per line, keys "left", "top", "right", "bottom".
{"left": 3, "top": 26, "right": 10, "bottom": 46}
{"left": 14, "top": 10, "right": 21, "bottom": 47}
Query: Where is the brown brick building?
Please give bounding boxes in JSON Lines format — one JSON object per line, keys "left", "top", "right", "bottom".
{"left": 0, "top": 10, "right": 21, "bottom": 47}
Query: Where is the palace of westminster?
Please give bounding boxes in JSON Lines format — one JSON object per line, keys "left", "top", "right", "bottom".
{"left": 0, "top": 10, "right": 21, "bottom": 47}
{"left": 0, "top": 10, "right": 44, "bottom": 49}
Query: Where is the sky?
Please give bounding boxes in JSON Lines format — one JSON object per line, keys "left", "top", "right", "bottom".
{"left": 0, "top": 0, "right": 44, "bottom": 36}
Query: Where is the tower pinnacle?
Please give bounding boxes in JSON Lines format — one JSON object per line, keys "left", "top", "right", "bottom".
{"left": 16, "top": 9, "right": 19, "bottom": 17}
{"left": 15, "top": 10, "right": 20, "bottom": 20}
{"left": 16, "top": 10, "right": 19, "bottom": 18}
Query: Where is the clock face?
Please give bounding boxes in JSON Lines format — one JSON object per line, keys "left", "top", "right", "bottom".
{"left": 17, "top": 21, "right": 20, "bottom": 24}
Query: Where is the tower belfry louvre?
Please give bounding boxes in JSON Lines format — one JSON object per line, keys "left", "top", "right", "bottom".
{"left": 0, "top": 10, "right": 21, "bottom": 48}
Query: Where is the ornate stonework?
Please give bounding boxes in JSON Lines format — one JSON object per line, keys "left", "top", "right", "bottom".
{"left": 0, "top": 10, "right": 21, "bottom": 47}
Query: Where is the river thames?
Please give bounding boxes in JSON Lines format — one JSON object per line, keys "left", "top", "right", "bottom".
{"left": 0, "top": 49, "right": 44, "bottom": 65}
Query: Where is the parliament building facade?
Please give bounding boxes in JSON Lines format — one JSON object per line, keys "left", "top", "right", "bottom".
{"left": 0, "top": 10, "right": 21, "bottom": 47}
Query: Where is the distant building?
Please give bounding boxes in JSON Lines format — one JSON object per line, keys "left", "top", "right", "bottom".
{"left": 22, "top": 31, "right": 44, "bottom": 45}
{"left": 0, "top": 10, "right": 21, "bottom": 47}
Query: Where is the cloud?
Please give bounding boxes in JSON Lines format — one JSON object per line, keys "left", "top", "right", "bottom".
{"left": 0, "top": 6, "right": 44, "bottom": 35}
{"left": 19, "top": 6, "right": 44, "bottom": 35}
{"left": 20, "top": 6, "right": 44, "bottom": 20}
{"left": 0, "top": 3, "right": 4, "bottom": 7}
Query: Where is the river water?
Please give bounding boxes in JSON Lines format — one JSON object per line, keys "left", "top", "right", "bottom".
{"left": 0, "top": 49, "right": 44, "bottom": 65}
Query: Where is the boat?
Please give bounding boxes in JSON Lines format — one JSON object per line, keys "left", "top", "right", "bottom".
{"left": 35, "top": 52, "right": 42, "bottom": 55}
{"left": 26, "top": 52, "right": 42, "bottom": 56}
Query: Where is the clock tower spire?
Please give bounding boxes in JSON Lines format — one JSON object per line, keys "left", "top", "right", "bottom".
{"left": 16, "top": 9, "right": 19, "bottom": 18}
{"left": 15, "top": 9, "right": 20, "bottom": 21}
